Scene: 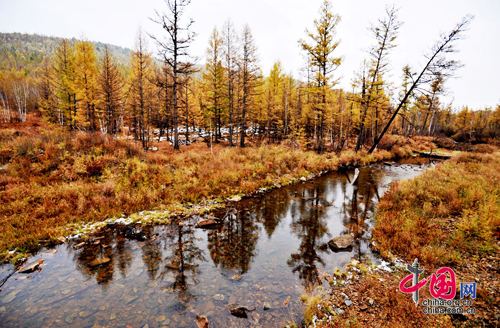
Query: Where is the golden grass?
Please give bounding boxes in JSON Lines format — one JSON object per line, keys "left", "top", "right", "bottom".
{"left": 372, "top": 151, "right": 500, "bottom": 269}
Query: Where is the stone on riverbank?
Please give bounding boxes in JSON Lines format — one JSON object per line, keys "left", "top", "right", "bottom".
{"left": 328, "top": 235, "right": 354, "bottom": 251}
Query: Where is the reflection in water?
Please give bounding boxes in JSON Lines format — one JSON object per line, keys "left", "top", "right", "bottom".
{"left": 142, "top": 225, "right": 162, "bottom": 280}
{"left": 207, "top": 208, "right": 260, "bottom": 275}
{"left": 71, "top": 222, "right": 207, "bottom": 308}
{"left": 255, "top": 191, "right": 292, "bottom": 238}
{"left": 0, "top": 160, "right": 435, "bottom": 328}
{"left": 72, "top": 229, "right": 134, "bottom": 288}
{"left": 158, "top": 223, "right": 206, "bottom": 305}
{"left": 288, "top": 185, "right": 329, "bottom": 292}
{"left": 343, "top": 167, "right": 383, "bottom": 260}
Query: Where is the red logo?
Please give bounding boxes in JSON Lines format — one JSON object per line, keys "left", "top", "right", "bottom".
{"left": 399, "top": 259, "right": 456, "bottom": 306}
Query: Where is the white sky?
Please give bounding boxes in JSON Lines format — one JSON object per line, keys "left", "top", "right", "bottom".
{"left": 1, "top": 0, "right": 499, "bottom": 110}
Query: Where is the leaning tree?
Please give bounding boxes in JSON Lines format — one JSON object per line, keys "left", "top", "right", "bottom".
{"left": 369, "top": 15, "right": 473, "bottom": 153}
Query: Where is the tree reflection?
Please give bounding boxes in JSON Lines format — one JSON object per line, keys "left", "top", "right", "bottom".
{"left": 158, "top": 223, "right": 206, "bottom": 304}
{"left": 253, "top": 191, "right": 291, "bottom": 238}
{"left": 71, "top": 228, "right": 134, "bottom": 289}
{"left": 141, "top": 225, "right": 162, "bottom": 280}
{"left": 288, "top": 184, "right": 329, "bottom": 292}
{"left": 206, "top": 208, "right": 260, "bottom": 275}
{"left": 342, "top": 167, "right": 382, "bottom": 258}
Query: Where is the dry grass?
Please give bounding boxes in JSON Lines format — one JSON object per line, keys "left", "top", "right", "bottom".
{"left": 372, "top": 151, "right": 500, "bottom": 269}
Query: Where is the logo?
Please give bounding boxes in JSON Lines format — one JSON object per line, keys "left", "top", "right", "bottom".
{"left": 399, "top": 258, "right": 476, "bottom": 314}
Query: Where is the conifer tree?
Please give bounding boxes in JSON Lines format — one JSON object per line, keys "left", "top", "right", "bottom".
{"left": 355, "top": 6, "right": 401, "bottom": 152}
{"left": 202, "top": 28, "right": 226, "bottom": 143}
{"left": 150, "top": 0, "right": 197, "bottom": 150}
{"left": 281, "top": 72, "right": 295, "bottom": 138}
{"left": 53, "top": 39, "right": 77, "bottom": 129}
{"left": 238, "top": 24, "right": 260, "bottom": 148}
{"left": 369, "top": 15, "right": 473, "bottom": 153}
{"left": 299, "top": 0, "right": 341, "bottom": 151}
{"left": 222, "top": 20, "right": 238, "bottom": 146}
{"left": 97, "top": 46, "right": 123, "bottom": 134}
{"left": 420, "top": 73, "right": 443, "bottom": 135}
{"left": 74, "top": 38, "right": 99, "bottom": 131}
{"left": 128, "top": 31, "right": 155, "bottom": 149}
{"left": 37, "top": 59, "right": 58, "bottom": 124}
{"left": 264, "top": 61, "right": 284, "bottom": 143}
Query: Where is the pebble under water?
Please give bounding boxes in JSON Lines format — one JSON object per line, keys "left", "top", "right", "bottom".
{"left": 0, "top": 158, "right": 437, "bottom": 328}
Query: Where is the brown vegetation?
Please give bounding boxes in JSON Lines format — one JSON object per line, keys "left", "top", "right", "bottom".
{"left": 373, "top": 151, "right": 500, "bottom": 268}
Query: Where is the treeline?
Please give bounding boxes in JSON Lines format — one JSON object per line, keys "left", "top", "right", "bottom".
{"left": 0, "top": 32, "right": 131, "bottom": 72}
{"left": 0, "top": 1, "right": 498, "bottom": 151}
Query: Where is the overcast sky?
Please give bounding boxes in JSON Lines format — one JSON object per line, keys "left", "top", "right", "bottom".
{"left": 1, "top": 0, "right": 499, "bottom": 110}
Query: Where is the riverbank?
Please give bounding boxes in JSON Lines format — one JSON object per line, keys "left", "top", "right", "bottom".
{"left": 0, "top": 116, "right": 438, "bottom": 259}
{"left": 309, "top": 150, "right": 500, "bottom": 327}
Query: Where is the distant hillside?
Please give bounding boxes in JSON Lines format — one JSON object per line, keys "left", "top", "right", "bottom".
{"left": 0, "top": 32, "right": 132, "bottom": 74}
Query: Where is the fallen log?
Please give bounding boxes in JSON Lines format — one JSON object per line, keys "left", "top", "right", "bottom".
{"left": 414, "top": 151, "right": 451, "bottom": 159}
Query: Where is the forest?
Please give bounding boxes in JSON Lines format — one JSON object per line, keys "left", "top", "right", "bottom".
{"left": 1, "top": 1, "right": 498, "bottom": 153}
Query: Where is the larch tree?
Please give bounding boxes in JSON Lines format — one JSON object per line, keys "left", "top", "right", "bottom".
{"left": 202, "top": 27, "right": 226, "bottom": 143}
{"left": 37, "top": 59, "right": 58, "bottom": 124}
{"left": 299, "top": 0, "right": 341, "bottom": 152}
{"left": 128, "top": 31, "right": 155, "bottom": 149}
{"left": 179, "top": 78, "right": 194, "bottom": 143}
{"left": 281, "top": 72, "right": 295, "bottom": 138}
{"left": 97, "top": 46, "right": 123, "bottom": 134}
{"left": 369, "top": 15, "right": 473, "bottom": 153}
{"left": 420, "top": 73, "right": 444, "bottom": 135}
{"left": 397, "top": 65, "right": 416, "bottom": 134}
{"left": 53, "top": 39, "right": 77, "bottom": 129}
{"left": 74, "top": 38, "right": 99, "bottom": 131}
{"left": 238, "top": 24, "right": 260, "bottom": 148}
{"left": 190, "top": 78, "right": 206, "bottom": 134}
{"left": 150, "top": 0, "right": 197, "bottom": 150}
{"left": 222, "top": 19, "right": 238, "bottom": 147}
{"left": 355, "top": 5, "right": 402, "bottom": 152}
{"left": 264, "top": 61, "right": 284, "bottom": 144}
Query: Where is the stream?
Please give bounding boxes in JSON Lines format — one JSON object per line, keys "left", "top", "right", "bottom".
{"left": 0, "top": 157, "right": 437, "bottom": 328}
